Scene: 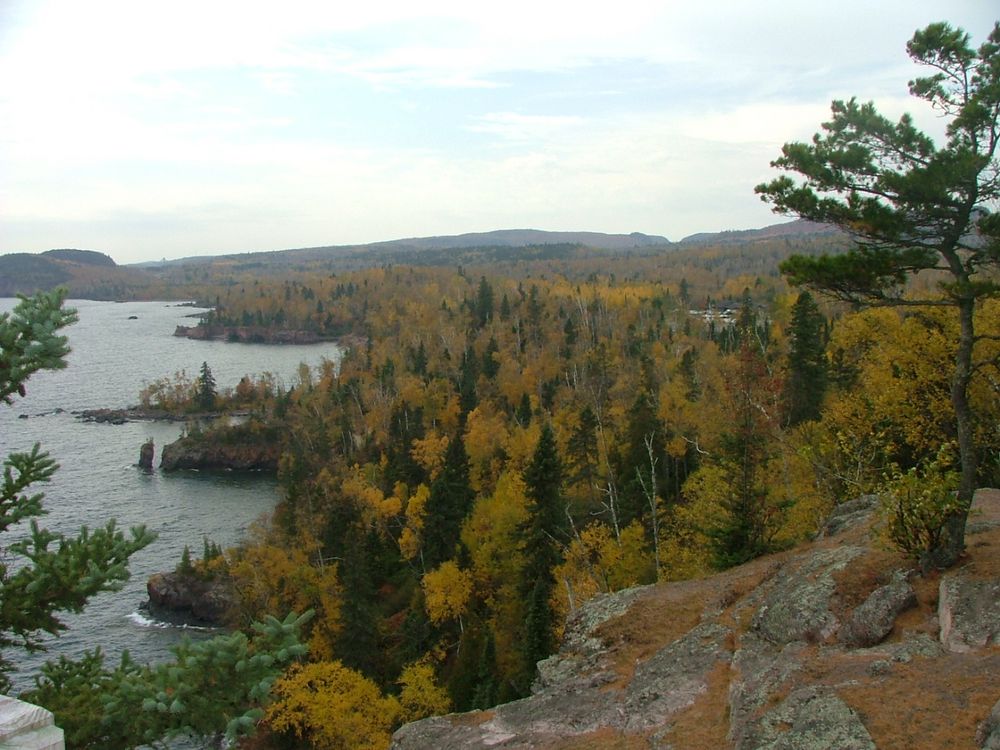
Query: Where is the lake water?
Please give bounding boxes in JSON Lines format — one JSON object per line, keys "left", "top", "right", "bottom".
{"left": 0, "top": 299, "right": 342, "bottom": 700}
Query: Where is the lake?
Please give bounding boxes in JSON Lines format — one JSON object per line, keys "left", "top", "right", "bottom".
{"left": 0, "top": 298, "right": 342, "bottom": 701}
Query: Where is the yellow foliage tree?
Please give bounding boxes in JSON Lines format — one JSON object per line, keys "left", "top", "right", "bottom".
{"left": 397, "top": 661, "right": 452, "bottom": 723}
{"left": 266, "top": 661, "right": 400, "bottom": 750}
{"left": 422, "top": 561, "right": 472, "bottom": 629}
{"left": 226, "top": 524, "right": 342, "bottom": 659}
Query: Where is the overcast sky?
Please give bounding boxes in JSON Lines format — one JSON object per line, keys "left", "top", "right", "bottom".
{"left": 0, "top": 1, "right": 996, "bottom": 264}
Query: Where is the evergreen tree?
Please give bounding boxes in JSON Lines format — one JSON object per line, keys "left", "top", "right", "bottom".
{"left": 481, "top": 336, "right": 501, "bottom": 380}
{"left": 196, "top": 361, "right": 216, "bottom": 410}
{"left": 423, "top": 433, "right": 476, "bottom": 569}
{"left": 710, "top": 341, "right": 782, "bottom": 568}
{"left": 474, "top": 276, "right": 494, "bottom": 329}
{"left": 616, "top": 392, "right": 668, "bottom": 527}
{"left": 457, "top": 346, "right": 479, "bottom": 417}
{"left": 519, "top": 424, "right": 565, "bottom": 685}
{"left": 566, "top": 405, "right": 599, "bottom": 501}
{"left": 784, "top": 291, "right": 828, "bottom": 425}
{"left": 757, "top": 21, "right": 1000, "bottom": 567}
{"left": 471, "top": 631, "right": 499, "bottom": 709}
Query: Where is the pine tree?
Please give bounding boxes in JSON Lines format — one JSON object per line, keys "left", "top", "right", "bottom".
{"left": 474, "top": 276, "right": 494, "bottom": 329}
{"left": 757, "top": 21, "right": 1000, "bottom": 567}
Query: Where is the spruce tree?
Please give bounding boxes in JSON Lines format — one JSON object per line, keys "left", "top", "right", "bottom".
{"left": 423, "top": 433, "right": 475, "bottom": 569}
{"left": 784, "top": 291, "right": 828, "bottom": 426}
{"left": 196, "top": 361, "right": 216, "bottom": 410}
{"left": 519, "top": 424, "right": 565, "bottom": 686}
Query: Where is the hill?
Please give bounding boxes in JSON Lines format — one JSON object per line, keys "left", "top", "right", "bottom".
{"left": 135, "top": 228, "right": 672, "bottom": 271}
{"left": 393, "top": 490, "right": 1000, "bottom": 750}
{"left": 0, "top": 249, "right": 154, "bottom": 298}
{"left": 679, "top": 218, "right": 840, "bottom": 245}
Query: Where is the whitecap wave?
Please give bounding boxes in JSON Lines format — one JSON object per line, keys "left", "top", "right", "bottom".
{"left": 127, "top": 611, "right": 214, "bottom": 631}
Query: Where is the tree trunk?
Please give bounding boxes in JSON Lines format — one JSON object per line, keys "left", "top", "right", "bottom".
{"left": 928, "top": 296, "right": 977, "bottom": 569}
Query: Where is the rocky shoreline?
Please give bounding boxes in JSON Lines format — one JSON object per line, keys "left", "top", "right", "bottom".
{"left": 173, "top": 323, "right": 335, "bottom": 345}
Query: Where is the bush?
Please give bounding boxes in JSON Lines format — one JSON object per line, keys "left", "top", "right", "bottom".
{"left": 880, "top": 449, "right": 962, "bottom": 565}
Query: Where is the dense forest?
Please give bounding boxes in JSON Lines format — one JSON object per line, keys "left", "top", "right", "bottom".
{"left": 118, "top": 232, "right": 1000, "bottom": 748}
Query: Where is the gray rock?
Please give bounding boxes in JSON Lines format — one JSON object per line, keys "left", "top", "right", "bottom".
{"left": 738, "top": 686, "right": 876, "bottom": 750}
{"left": 939, "top": 574, "right": 1000, "bottom": 652}
{"left": 623, "top": 622, "right": 731, "bottom": 731}
{"left": 390, "top": 714, "right": 513, "bottom": 749}
{"left": 534, "top": 585, "right": 648, "bottom": 693}
{"left": 840, "top": 572, "right": 916, "bottom": 648}
{"left": 819, "top": 495, "right": 877, "bottom": 538}
{"left": 866, "top": 659, "right": 892, "bottom": 677}
{"left": 752, "top": 546, "right": 863, "bottom": 646}
{"left": 885, "top": 631, "right": 943, "bottom": 662}
{"left": 728, "top": 634, "right": 806, "bottom": 746}
{"left": 977, "top": 698, "right": 1000, "bottom": 749}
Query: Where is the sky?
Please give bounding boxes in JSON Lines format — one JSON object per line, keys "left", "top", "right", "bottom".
{"left": 0, "top": 1, "right": 996, "bottom": 264}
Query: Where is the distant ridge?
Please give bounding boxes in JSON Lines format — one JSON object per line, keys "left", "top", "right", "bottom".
{"left": 366, "top": 229, "right": 671, "bottom": 252}
{"left": 137, "top": 228, "right": 672, "bottom": 268}
{"left": 43, "top": 248, "right": 117, "bottom": 267}
{"left": 679, "top": 219, "right": 840, "bottom": 245}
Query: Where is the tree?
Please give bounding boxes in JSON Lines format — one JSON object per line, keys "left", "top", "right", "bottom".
{"left": 519, "top": 424, "right": 565, "bottom": 684}
{"left": 0, "top": 290, "right": 155, "bottom": 692}
{"left": 197, "top": 360, "right": 217, "bottom": 410}
{"left": 266, "top": 660, "right": 400, "bottom": 750}
{"left": 756, "top": 21, "right": 1000, "bottom": 567}
{"left": 422, "top": 433, "right": 475, "bottom": 569}
{"left": 784, "top": 291, "right": 828, "bottom": 425}
{"left": 27, "top": 612, "right": 311, "bottom": 749}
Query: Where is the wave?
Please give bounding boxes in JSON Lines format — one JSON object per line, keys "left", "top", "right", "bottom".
{"left": 127, "top": 611, "right": 215, "bottom": 631}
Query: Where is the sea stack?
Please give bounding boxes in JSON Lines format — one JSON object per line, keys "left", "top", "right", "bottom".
{"left": 138, "top": 439, "right": 154, "bottom": 469}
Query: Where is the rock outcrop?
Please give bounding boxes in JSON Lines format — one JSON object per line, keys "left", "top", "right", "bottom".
{"left": 392, "top": 489, "right": 1000, "bottom": 750}
{"left": 159, "top": 436, "right": 279, "bottom": 472}
{"left": 146, "top": 571, "right": 233, "bottom": 626}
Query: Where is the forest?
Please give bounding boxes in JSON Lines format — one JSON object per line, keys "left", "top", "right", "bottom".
{"left": 85, "top": 229, "right": 997, "bottom": 749}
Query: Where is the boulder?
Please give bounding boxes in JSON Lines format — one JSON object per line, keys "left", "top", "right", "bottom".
{"left": 752, "top": 546, "right": 863, "bottom": 646}
{"left": 939, "top": 575, "right": 1000, "bottom": 653}
{"left": 819, "top": 495, "right": 877, "bottom": 538}
{"left": 738, "top": 687, "right": 876, "bottom": 750}
{"left": 840, "top": 572, "right": 916, "bottom": 648}
{"left": 978, "top": 698, "right": 1000, "bottom": 749}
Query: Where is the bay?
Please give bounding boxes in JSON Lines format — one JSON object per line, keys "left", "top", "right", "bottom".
{"left": 0, "top": 298, "right": 342, "bottom": 698}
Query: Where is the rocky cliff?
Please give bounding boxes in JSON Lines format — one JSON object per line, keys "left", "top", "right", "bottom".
{"left": 392, "top": 490, "right": 1000, "bottom": 750}
{"left": 159, "top": 435, "right": 280, "bottom": 472}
